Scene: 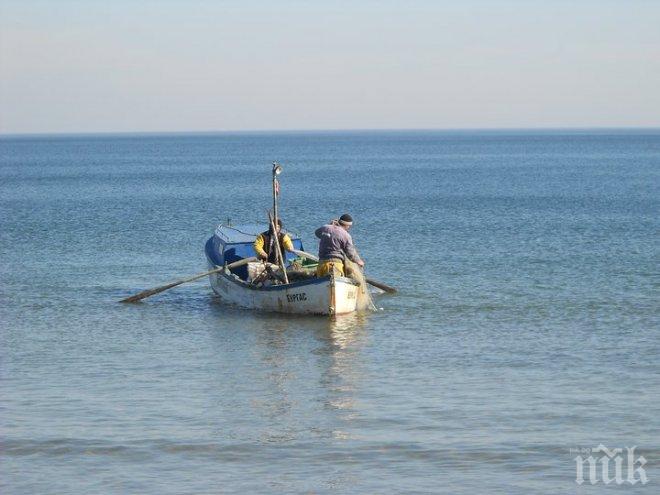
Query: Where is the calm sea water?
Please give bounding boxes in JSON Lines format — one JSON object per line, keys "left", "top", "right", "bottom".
{"left": 1, "top": 130, "right": 658, "bottom": 494}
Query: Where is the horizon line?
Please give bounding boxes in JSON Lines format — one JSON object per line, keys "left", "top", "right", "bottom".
{"left": 2, "top": 125, "right": 660, "bottom": 139}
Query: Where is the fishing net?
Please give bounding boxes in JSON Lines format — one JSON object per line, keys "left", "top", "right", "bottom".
{"left": 344, "top": 259, "right": 377, "bottom": 312}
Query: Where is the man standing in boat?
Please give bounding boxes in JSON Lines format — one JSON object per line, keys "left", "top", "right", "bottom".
{"left": 253, "top": 219, "right": 295, "bottom": 264}
{"left": 315, "top": 214, "right": 365, "bottom": 277}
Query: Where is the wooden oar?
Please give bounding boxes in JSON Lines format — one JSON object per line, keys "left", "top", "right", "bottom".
{"left": 361, "top": 277, "right": 396, "bottom": 294}
{"left": 120, "top": 257, "right": 257, "bottom": 303}
{"left": 292, "top": 249, "right": 319, "bottom": 262}
{"left": 291, "top": 249, "right": 397, "bottom": 294}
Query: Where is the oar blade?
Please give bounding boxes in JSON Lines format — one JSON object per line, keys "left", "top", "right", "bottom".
{"left": 120, "top": 268, "right": 219, "bottom": 303}
{"left": 120, "top": 281, "right": 181, "bottom": 303}
{"left": 365, "top": 277, "right": 396, "bottom": 294}
{"left": 119, "top": 257, "right": 257, "bottom": 304}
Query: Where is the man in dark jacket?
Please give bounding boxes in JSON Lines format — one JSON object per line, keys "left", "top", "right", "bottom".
{"left": 315, "top": 213, "right": 364, "bottom": 277}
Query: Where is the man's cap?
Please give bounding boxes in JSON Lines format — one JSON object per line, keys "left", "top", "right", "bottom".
{"left": 338, "top": 214, "right": 353, "bottom": 226}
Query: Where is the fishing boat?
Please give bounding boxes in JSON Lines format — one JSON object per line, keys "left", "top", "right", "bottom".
{"left": 120, "top": 162, "right": 393, "bottom": 311}
{"left": 204, "top": 223, "right": 365, "bottom": 315}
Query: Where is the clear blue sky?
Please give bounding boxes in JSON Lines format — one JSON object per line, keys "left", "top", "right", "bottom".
{"left": 1, "top": 0, "right": 659, "bottom": 134}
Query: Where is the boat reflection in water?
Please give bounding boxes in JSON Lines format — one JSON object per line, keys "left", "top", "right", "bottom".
{"left": 247, "top": 312, "right": 371, "bottom": 439}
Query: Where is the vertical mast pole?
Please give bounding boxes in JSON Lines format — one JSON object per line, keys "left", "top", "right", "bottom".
{"left": 270, "top": 162, "right": 287, "bottom": 283}
{"left": 272, "top": 162, "right": 279, "bottom": 228}
{"left": 271, "top": 162, "right": 283, "bottom": 268}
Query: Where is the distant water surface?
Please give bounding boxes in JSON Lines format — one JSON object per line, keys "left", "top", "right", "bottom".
{"left": 1, "top": 130, "right": 658, "bottom": 494}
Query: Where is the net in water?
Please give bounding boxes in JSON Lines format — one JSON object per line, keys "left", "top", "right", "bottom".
{"left": 344, "top": 259, "right": 377, "bottom": 312}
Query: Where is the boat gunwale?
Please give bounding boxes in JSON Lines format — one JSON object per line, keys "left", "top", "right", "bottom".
{"left": 214, "top": 267, "right": 360, "bottom": 291}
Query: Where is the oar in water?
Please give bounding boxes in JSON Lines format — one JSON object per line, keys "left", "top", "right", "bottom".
{"left": 120, "top": 257, "right": 257, "bottom": 303}
{"left": 291, "top": 249, "right": 397, "bottom": 294}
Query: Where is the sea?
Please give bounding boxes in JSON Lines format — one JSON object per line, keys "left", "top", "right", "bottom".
{"left": 0, "top": 130, "right": 658, "bottom": 494}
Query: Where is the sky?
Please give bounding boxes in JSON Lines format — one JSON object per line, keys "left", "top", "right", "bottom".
{"left": 1, "top": 0, "right": 659, "bottom": 134}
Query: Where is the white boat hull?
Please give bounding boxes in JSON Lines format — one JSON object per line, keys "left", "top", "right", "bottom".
{"left": 208, "top": 269, "right": 360, "bottom": 315}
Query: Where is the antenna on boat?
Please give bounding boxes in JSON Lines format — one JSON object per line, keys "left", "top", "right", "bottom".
{"left": 272, "top": 161, "right": 283, "bottom": 227}
{"left": 270, "top": 162, "right": 288, "bottom": 284}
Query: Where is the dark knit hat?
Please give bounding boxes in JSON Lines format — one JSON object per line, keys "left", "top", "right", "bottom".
{"left": 269, "top": 218, "right": 283, "bottom": 232}
{"left": 338, "top": 214, "right": 353, "bottom": 226}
